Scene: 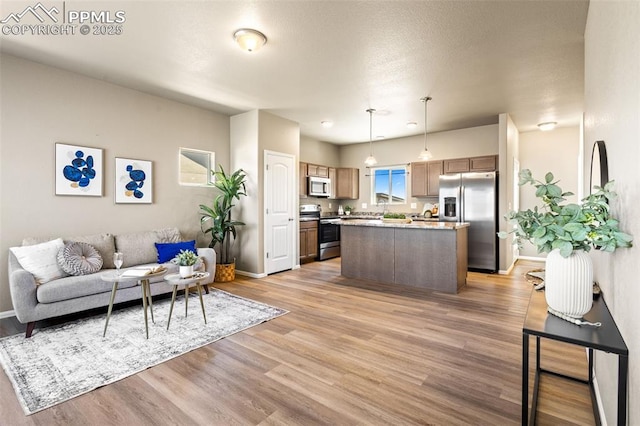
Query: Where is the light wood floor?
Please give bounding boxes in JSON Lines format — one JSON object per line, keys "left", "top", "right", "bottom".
{"left": 0, "top": 259, "right": 594, "bottom": 425}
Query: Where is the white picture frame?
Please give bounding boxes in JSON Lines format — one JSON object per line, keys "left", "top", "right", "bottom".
{"left": 115, "top": 158, "right": 153, "bottom": 204}
{"left": 55, "top": 143, "right": 104, "bottom": 196}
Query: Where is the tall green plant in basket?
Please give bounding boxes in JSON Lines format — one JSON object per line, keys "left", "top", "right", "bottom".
{"left": 200, "top": 166, "right": 247, "bottom": 266}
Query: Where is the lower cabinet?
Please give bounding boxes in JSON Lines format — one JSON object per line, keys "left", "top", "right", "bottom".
{"left": 299, "top": 221, "right": 318, "bottom": 263}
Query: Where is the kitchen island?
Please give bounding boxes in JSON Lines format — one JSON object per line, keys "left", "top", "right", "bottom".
{"left": 340, "top": 219, "right": 469, "bottom": 293}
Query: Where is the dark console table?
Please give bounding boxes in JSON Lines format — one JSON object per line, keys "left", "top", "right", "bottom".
{"left": 522, "top": 289, "right": 628, "bottom": 425}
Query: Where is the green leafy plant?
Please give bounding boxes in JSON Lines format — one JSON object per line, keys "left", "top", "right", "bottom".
{"left": 383, "top": 213, "right": 406, "bottom": 219}
{"left": 343, "top": 205, "right": 354, "bottom": 212}
{"left": 199, "top": 166, "right": 248, "bottom": 264}
{"left": 175, "top": 249, "right": 198, "bottom": 266}
{"left": 498, "top": 169, "right": 633, "bottom": 258}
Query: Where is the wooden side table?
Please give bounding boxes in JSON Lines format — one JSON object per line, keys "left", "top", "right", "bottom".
{"left": 101, "top": 269, "right": 168, "bottom": 339}
{"left": 522, "top": 289, "right": 628, "bottom": 425}
{"left": 164, "top": 272, "right": 210, "bottom": 330}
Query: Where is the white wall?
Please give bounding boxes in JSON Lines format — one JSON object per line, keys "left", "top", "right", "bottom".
{"left": 584, "top": 2, "right": 640, "bottom": 424}
{"left": 518, "top": 127, "right": 581, "bottom": 258}
{"left": 231, "top": 110, "right": 299, "bottom": 275}
{"left": 498, "top": 114, "right": 519, "bottom": 272}
{"left": 0, "top": 54, "right": 230, "bottom": 314}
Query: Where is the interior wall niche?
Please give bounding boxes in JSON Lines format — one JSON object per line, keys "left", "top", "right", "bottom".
{"left": 179, "top": 148, "right": 215, "bottom": 186}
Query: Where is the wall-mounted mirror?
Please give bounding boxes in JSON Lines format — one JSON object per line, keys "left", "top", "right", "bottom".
{"left": 589, "top": 140, "right": 609, "bottom": 194}
{"left": 179, "top": 148, "right": 215, "bottom": 186}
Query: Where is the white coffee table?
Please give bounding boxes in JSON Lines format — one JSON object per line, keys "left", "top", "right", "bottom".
{"left": 163, "top": 272, "right": 210, "bottom": 330}
{"left": 101, "top": 269, "right": 168, "bottom": 339}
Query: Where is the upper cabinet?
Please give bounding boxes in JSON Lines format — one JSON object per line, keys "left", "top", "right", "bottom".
{"left": 333, "top": 167, "right": 359, "bottom": 199}
{"left": 412, "top": 155, "right": 497, "bottom": 198}
{"left": 307, "top": 163, "right": 329, "bottom": 178}
{"left": 444, "top": 155, "right": 497, "bottom": 173}
{"left": 411, "top": 161, "right": 442, "bottom": 197}
{"left": 300, "top": 161, "right": 309, "bottom": 197}
{"left": 469, "top": 155, "right": 497, "bottom": 172}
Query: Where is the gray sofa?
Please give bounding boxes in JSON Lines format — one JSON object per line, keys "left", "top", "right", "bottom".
{"left": 8, "top": 227, "right": 215, "bottom": 337}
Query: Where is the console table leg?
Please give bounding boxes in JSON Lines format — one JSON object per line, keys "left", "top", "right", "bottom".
{"left": 522, "top": 333, "right": 529, "bottom": 425}
{"left": 619, "top": 355, "right": 628, "bottom": 426}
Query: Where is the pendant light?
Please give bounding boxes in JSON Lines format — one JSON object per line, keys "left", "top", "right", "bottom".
{"left": 418, "top": 96, "right": 433, "bottom": 161}
{"left": 364, "top": 108, "right": 378, "bottom": 167}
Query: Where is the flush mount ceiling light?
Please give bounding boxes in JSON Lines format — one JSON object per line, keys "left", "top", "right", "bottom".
{"left": 418, "top": 96, "right": 433, "bottom": 161}
{"left": 406, "top": 121, "right": 418, "bottom": 129}
{"left": 321, "top": 120, "right": 333, "bottom": 128}
{"left": 364, "top": 108, "right": 378, "bottom": 167}
{"left": 538, "top": 121, "right": 557, "bottom": 131}
{"left": 233, "top": 28, "right": 267, "bottom": 52}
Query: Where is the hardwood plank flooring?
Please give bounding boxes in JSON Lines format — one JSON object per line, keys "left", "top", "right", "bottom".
{"left": 0, "top": 259, "right": 594, "bottom": 425}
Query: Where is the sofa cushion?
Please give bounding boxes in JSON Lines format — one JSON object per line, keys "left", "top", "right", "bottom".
{"left": 57, "top": 242, "right": 103, "bottom": 276}
{"left": 23, "top": 233, "right": 116, "bottom": 269}
{"left": 115, "top": 228, "right": 183, "bottom": 268}
{"left": 36, "top": 270, "right": 139, "bottom": 304}
{"left": 10, "top": 238, "right": 68, "bottom": 285}
{"left": 155, "top": 240, "right": 196, "bottom": 263}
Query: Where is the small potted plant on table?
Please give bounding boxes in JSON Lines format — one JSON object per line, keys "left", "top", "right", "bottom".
{"left": 343, "top": 205, "right": 354, "bottom": 216}
{"left": 176, "top": 249, "right": 198, "bottom": 278}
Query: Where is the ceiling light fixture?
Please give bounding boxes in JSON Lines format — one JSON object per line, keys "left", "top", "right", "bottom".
{"left": 364, "top": 108, "right": 378, "bottom": 167}
{"left": 233, "top": 28, "right": 267, "bottom": 52}
{"left": 321, "top": 120, "right": 333, "bottom": 128}
{"left": 418, "top": 96, "right": 433, "bottom": 161}
{"left": 537, "top": 121, "right": 557, "bottom": 131}
{"left": 406, "top": 121, "right": 418, "bottom": 129}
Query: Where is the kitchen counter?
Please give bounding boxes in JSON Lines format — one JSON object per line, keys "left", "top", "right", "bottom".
{"left": 340, "top": 219, "right": 468, "bottom": 294}
{"left": 339, "top": 218, "right": 469, "bottom": 230}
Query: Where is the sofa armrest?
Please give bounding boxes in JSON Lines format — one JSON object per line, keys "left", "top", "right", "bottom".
{"left": 196, "top": 247, "right": 216, "bottom": 285}
{"left": 8, "top": 251, "right": 38, "bottom": 323}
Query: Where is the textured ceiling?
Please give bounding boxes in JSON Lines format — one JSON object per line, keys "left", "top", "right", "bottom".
{"left": 0, "top": 0, "right": 589, "bottom": 144}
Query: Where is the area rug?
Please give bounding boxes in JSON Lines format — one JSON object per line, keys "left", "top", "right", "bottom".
{"left": 0, "top": 289, "right": 287, "bottom": 415}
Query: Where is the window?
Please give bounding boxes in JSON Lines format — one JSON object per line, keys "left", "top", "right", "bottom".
{"left": 179, "top": 148, "right": 215, "bottom": 186}
{"left": 371, "top": 165, "right": 407, "bottom": 205}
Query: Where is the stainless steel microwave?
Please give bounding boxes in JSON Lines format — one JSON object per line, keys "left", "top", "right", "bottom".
{"left": 308, "top": 176, "right": 331, "bottom": 197}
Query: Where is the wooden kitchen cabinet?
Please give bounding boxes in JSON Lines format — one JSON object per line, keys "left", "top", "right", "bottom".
{"left": 444, "top": 155, "right": 498, "bottom": 174}
{"left": 300, "top": 162, "right": 308, "bottom": 197}
{"left": 411, "top": 161, "right": 443, "bottom": 197}
{"left": 307, "top": 163, "right": 329, "bottom": 178}
{"left": 444, "top": 158, "right": 470, "bottom": 173}
{"left": 333, "top": 167, "right": 359, "bottom": 199}
{"left": 299, "top": 221, "right": 318, "bottom": 263}
{"left": 469, "top": 155, "right": 497, "bottom": 171}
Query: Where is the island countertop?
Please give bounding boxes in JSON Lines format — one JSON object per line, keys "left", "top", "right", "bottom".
{"left": 339, "top": 218, "right": 470, "bottom": 230}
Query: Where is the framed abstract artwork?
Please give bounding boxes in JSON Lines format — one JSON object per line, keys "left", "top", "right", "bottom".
{"left": 115, "top": 158, "right": 153, "bottom": 204}
{"left": 55, "top": 143, "right": 104, "bottom": 196}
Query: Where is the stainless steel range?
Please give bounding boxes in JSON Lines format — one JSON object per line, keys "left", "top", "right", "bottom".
{"left": 318, "top": 216, "right": 341, "bottom": 260}
{"left": 299, "top": 204, "right": 340, "bottom": 261}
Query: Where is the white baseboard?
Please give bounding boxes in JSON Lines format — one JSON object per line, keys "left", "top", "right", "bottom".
{"left": 517, "top": 255, "right": 546, "bottom": 262}
{"left": 234, "top": 270, "right": 267, "bottom": 279}
{"left": 0, "top": 310, "right": 16, "bottom": 319}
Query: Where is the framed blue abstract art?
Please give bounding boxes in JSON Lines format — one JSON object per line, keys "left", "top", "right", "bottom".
{"left": 55, "top": 143, "right": 104, "bottom": 196}
{"left": 115, "top": 158, "right": 153, "bottom": 204}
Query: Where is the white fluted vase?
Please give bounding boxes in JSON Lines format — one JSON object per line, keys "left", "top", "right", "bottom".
{"left": 545, "top": 249, "right": 593, "bottom": 318}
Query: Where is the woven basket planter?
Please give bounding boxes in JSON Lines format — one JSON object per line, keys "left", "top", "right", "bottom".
{"left": 215, "top": 262, "right": 236, "bottom": 282}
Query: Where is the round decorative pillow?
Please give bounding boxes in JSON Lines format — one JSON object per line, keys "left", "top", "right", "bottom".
{"left": 57, "top": 242, "right": 103, "bottom": 276}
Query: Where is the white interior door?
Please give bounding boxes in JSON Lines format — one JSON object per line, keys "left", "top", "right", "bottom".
{"left": 264, "top": 151, "right": 295, "bottom": 274}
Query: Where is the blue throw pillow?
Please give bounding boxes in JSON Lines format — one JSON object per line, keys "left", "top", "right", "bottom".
{"left": 155, "top": 240, "right": 196, "bottom": 263}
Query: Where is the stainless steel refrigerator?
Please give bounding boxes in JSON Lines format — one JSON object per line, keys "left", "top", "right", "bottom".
{"left": 439, "top": 171, "right": 498, "bottom": 272}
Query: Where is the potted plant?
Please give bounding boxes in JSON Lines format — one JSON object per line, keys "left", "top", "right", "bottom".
{"left": 499, "top": 169, "right": 632, "bottom": 318}
{"left": 176, "top": 249, "right": 198, "bottom": 278}
{"left": 199, "top": 166, "right": 247, "bottom": 282}
{"left": 343, "top": 205, "right": 354, "bottom": 216}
